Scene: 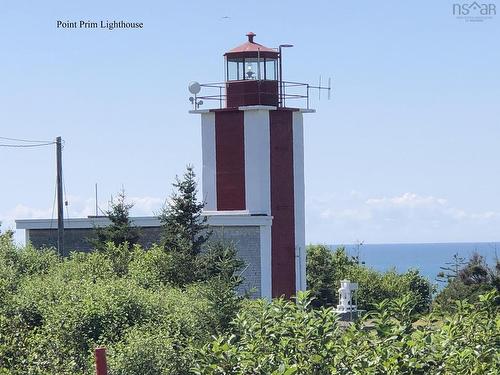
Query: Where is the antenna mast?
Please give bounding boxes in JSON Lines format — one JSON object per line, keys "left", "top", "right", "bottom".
{"left": 309, "top": 76, "right": 332, "bottom": 102}
{"left": 95, "top": 183, "right": 98, "bottom": 216}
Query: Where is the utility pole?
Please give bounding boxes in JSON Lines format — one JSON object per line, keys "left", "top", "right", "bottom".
{"left": 56, "top": 136, "right": 64, "bottom": 256}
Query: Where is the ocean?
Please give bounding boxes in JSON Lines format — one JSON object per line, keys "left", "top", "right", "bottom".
{"left": 330, "top": 242, "right": 499, "bottom": 285}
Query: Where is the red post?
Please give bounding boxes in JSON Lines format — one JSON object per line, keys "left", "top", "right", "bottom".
{"left": 95, "top": 347, "right": 108, "bottom": 375}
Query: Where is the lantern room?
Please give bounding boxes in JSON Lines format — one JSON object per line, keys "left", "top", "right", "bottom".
{"left": 224, "top": 32, "right": 279, "bottom": 108}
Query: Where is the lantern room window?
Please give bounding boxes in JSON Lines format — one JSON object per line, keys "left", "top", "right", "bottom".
{"left": 265, "top": 59, "right": 277, "bottom": 80}
{"left": 226, "top": 57, "right": 277, "bottom": 81}
{"left": 227, "top": 58, "right": 244, "bottom": 80}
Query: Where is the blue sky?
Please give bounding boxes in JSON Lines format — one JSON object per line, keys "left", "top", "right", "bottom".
{"left": 1, "top": 0, "right": 499, "bottom": 244}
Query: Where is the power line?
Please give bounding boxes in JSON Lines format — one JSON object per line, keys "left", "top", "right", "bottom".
{"left": 0, "top": 136, "right": 53, "bottom": 143}
{"left": 0, "top": 142, "right": 55, "bottom": 148}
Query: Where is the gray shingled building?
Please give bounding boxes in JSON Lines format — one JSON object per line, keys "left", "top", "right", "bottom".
{"left": 16, "top": 213, "right": 271, "bottom": 298}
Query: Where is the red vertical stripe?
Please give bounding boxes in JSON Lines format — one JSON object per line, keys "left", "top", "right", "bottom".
{"left": 215, "top": 110, "right": 246, "bottom": 210}
{"left": 270, "top": 110, "right": 296, "bottom": 298}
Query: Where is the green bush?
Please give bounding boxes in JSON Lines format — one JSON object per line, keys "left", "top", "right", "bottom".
{"left": 194, "top": 291, "right": 499, "bottom": 374}
{"left": 306, "top": 245, "right": 354, "bottom": 307}
{"left": 1, "top": 234, "right": 498, "bottom": 374}
{"left": 434, "top": 252, "right": 499, "bottom": 312}
{"left": 0, "top": 240, "right": 241, "bottom": 374}
{"left": 194, "top": 291, "right": 340, "bottom": 374}
{"left": 345, "top": 267, "right": 432, "bottom": 313}
{"left": 107, "top": 323, "right": 193, "bottom": 375}
{"left": 128, "top": 244, "right": 174, "bottom": 288}
{"left": 307, "top": 245, "right": 433, "bottom": 312}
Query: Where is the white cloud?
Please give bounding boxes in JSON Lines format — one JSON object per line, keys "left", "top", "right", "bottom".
{"left": 306, "top": 191, "right": 500, "bottom": 243}
{"left": 357, "top": 192, "right": 498, "bottom": 222}
{"left": 0, "top": 204, "right": 54, "bottom": 243}
{"left": 0, "top": 195, "right": 165, "bottom": 244}
{"left": 444, "top": 207, "right": 467, "bottom": 220}
{"left": 366, "top": 192, "right": 447, "bottom": 208}
{"left": 469, "top": 211, "right": 500, "bottom": 220}
{"left": 1, "top": 204, "right": 53, "bottom": 221}
{"left": 129, "top": 196, "right": 165, "bottom": 215}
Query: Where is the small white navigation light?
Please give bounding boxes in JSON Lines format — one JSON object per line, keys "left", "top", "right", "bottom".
{"left": 335, "top": 280, "right": 360, "bottom": 321}
{"left": 188, "top": 81, "right": 201, "bottom": 95}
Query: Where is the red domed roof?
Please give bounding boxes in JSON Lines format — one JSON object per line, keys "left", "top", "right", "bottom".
{"left": 225, "top": 32, "right": 278, "bottom": 59}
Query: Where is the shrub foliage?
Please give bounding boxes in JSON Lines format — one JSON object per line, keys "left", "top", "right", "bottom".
{"left": 0, "top": 239, "right": 240, "bottom": 374}
{"left": 0, "top": 237, "right": 498, "bottom": 374}
{"left": 194, "top": 291, "right": 499, "bottom": 374}
{"left": 307, "top": 245, "right": 433, "bottom": 312}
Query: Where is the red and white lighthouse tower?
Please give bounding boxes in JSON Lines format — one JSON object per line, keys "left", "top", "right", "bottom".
{"left": 190, "top": 33, "right": 316, "bottom": 298}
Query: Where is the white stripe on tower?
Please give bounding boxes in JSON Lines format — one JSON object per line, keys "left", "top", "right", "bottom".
{"left": 243, "top": 108, "right": 271, "bottom": 215}
{"left": 201, "top": 112, "right": 217, "bottom": 211}
{"left": 293, "top": 111, "right": 306, "bottom": 291}
{"left": 243, "top": 107, "right": 272, "bottom": 299}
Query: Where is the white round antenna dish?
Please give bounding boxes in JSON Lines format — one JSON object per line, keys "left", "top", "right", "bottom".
{"left": 188, "top": 81, "right": 201, "bottom": 95}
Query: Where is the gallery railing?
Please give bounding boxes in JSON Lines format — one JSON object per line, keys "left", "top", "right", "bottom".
{"left": 190, "top": 81, "right": 315, "bottom": 110}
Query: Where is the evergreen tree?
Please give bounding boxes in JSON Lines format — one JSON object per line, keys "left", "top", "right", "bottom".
{"left": 0, "top": 222, "right": 14, "bottom": 244}
{"left": 159, "top": 165, "right": 209, "bottom": 256}
{"left": 458, "top": 252, "right": 490, "bottom": 285}
{"left": 196, "top": 241, "right": 245, "bottom": 288}
{"left": 0, "top": 222, "right": 14, "bottom": 242}
{"left": 90, "top": 189, "right": 140, "bottom": 252}
{"left": 434, "top": 252, "right": 499, "bottom": 311}
{"left": 158, "top": 165, "right": 210, "bottom": 286}
{"left": 436, "top": 252, "right": 467, "bottom": 284}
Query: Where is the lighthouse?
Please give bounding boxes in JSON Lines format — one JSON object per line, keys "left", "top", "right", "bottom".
{"left": 190, "top": 32, "right": 318, "bottom": 298}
